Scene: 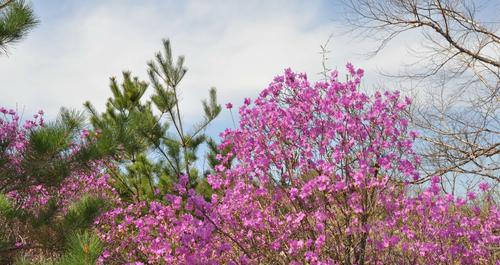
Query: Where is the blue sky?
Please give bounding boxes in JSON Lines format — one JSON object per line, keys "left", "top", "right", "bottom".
{"left": 1, "top": 0, "right": 498, "bottom": 121}
{"left": 0, "top": 0, "right": 416, "bottom": 124}
{"left": 1, "top": 0, "right": 497, "bottom": 187}
{"left": 7, "top": 0, "right": 498, "bottom": 128}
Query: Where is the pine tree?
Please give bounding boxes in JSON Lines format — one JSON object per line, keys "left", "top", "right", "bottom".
{"left": 0, "top": 109, "right": 109, "bottom": 264}
{"left": 1, "top": 109, "right": 99, "bottom": 193}
{"left": 85, "top": 39, "right": 221, "bottom": 202}
{"left": 0, "top": 0, "right": 38, "bottom": 54}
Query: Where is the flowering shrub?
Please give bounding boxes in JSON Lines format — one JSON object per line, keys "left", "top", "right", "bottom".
{"left": 96, "top": 184, "right": 219, "bottom": 264}
{"left": 203, "top": 66, "right": 498, "bottom": 264}
{"left": 96, "top": 65, "right": 498, "bottom": 264}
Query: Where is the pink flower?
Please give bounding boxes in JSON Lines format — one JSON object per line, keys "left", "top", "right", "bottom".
{"left": 479, "top": 182, "right": 490, "bottom": 192}
{"left": 431, "top": 175, "right": 440, "bottom": 184}
{"left": 467, "top": 191, "right": 476, "bottom": 200}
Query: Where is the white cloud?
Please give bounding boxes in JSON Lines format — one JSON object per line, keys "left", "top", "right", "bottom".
{"left": 0, "top": 0, "right": 414, "bottom": 121}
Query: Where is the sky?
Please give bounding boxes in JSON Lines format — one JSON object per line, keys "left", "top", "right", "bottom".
{"left": 0, "top": 0, "right": 421, "bottom": 125}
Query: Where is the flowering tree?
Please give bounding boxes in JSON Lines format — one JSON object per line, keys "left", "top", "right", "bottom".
{"left": 96, "top": 65, "right": 498, "bottom": 264}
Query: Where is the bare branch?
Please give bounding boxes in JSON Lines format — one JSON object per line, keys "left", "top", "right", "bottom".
{"left": 341, "top": 0, "right": 500, "bottom": 189}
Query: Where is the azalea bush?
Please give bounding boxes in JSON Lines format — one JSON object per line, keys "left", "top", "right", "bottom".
{"left": 203, "top": 65, "right": 498, "bottom": 264}
{"left": 96, "top": 65, "right": 499, "bottom": 264}
{"left": 95, "top": 181, "right": 216, "bottom": 264}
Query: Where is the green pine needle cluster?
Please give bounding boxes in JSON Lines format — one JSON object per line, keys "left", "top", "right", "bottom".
{"left": 1, "top": 193, "right": 108, "bottom": 264}
{"left": 1, "top": 109, "right": 98, "bottom": 195}
{"left": 85, "top": 39, "right": 222, "bottom": 202}
{"left": 0, "top": 0, "right": 38, "bottom": 54}
{"left": 0, "top": 110, "right": 109, "bottom": 264}
{"left": 14, "top": 231, "right": 103, "bottom": 265}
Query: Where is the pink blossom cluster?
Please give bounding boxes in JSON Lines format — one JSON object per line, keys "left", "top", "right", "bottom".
{"left": 95, "top": 176, "right": 222, "bottom": 264}
{"left": 373, "top": 176, "right": 499, "bottom": 264}
{"left": 6, "top": 170, "right": 118, "bottom": 217}
{"left": 57, "top": 171, "right": 119, "bottom": 211}
{"left": 1, "top": 108, "right": 47, "bottom": 211}
{"left": 0, "top": 107, "right": 43, "bottom": 169}
{"left": 96, "top": 65, "right": 498, "bottom": 264}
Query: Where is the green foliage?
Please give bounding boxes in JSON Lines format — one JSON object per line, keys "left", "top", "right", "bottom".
{"left": 0, "top": 108, "right": 109, "bottom": 261}
{"left": 0, "top": 193, "right": 16, "bottom": 219}
{"left": 34, "top": 195, "right": 108, "bottom": 249}
{"left": 13, "top": 231, "right": 103, "bottom": 265}
{"left": 55, "top": 231, "right": 103, "bottom": 265}
{"left": 2, "top": 195, "right": 108, "bottom": 264}
{"left": 0, "top": 0, "right": 38, "bottom": 54}
{"left": 1, "top": 109, "right": 98, "bottom": 194}
{"left": 0, "top": 193, "right": 17, "bottom": 255}
{"left": 63, "top": 196, "right": 107, "bottom": 234}
{"left": 14, "top": 256, "right": 56, "bottom": 265}
{"left": 31, "top": 198, "right": 58, "bottom": 228}
{"left": 85, "top": 39, "right": 221, "bottom": 202}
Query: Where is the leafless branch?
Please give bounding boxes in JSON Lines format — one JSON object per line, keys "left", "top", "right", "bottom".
{"left": 342, "top": 0, "right": 499, "bottom": 191}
